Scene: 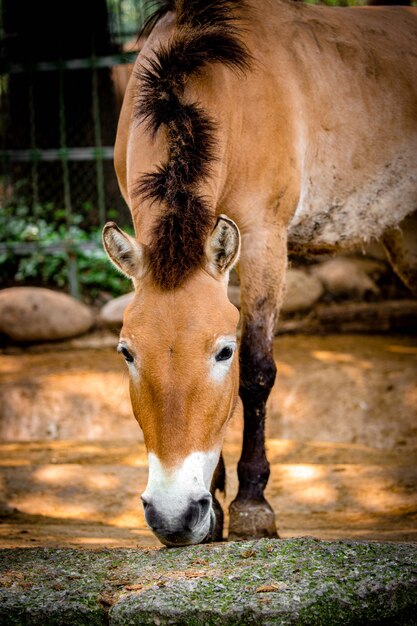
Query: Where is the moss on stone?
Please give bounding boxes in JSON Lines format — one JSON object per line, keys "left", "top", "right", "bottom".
{"left": 0, "top": 539, "right": 416, "bottom": 625}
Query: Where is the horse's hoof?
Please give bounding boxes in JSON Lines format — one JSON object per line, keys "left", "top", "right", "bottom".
{"left": 228, "top": 498, "right": 279, "bottom": 541}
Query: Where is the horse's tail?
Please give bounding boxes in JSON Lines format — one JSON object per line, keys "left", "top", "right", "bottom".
{"left": 134, "top": 1, "right": 251, "bottom": 289}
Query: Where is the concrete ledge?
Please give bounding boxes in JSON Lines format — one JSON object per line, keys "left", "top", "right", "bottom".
{"left": 1, "top": 538, "right": 416, "bottom": 625}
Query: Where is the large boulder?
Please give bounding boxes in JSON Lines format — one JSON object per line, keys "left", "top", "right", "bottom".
{"left": 227, "top": 284, "right": 241, "bottom": 309}
{"left": 99, "top": 292, "right": 135, "bottom": 327}
{"left": 281, "top": 269, "right": 324, "bottom": 314}
{"left": 0, "top": 287, "right": 94, "bottom": 342}
{"left": 313, "top": 257, "right": 379, "bottom": 298}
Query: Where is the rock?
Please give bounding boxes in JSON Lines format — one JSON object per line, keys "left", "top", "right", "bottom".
{"left": 276, "top": 300, "right": 417, "bottom": 335}
{"left": 0, "top": 287, "right": 94, "bottom": 342}
{"left": 0, "top": 539, "right": 416, "bottom": 625}
{"left": 99, "top": 292, "right": 134, "bottom": 327}
{"left": 227, "top": 284, "right": 240, "bottom": 308}
{"left": 281, "top": 269, "right": 324, "bottom": 314}
{"left": 346, "top": 256, "right": 388, "bottom": 277}
{"left": 313, "top": 258, "right": 379, "bottom": 298}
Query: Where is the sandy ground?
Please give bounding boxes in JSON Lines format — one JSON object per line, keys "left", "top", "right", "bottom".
{"left": 0, "top": 335, "right": 416, "bottom": 547}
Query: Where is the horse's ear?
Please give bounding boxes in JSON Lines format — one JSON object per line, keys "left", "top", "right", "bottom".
{"left": 204, "top": 215, "right": 241, "bottom": 281}
{"left": 102, "top": 222, "right": 148, "bottom": 280}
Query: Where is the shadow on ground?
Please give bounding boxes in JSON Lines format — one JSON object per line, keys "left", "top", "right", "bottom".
{"left": 0, "top": 335, "right": 416, "bottom": 547}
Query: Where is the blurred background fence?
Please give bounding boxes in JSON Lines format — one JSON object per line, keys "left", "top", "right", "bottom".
{"left": 0, "top": 0, "right": 152, "bottom": 299}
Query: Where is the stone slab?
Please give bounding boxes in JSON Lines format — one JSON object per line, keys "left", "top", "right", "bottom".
{"left": 0, "top": 539, "right": 416, "bottom": 625}
{"left": 0, "top": 287, "right": 94, "bottom": 342}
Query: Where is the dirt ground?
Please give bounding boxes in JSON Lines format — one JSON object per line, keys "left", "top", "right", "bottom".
{"left": 0, "top": 334, "right": 416, "bottom": 547}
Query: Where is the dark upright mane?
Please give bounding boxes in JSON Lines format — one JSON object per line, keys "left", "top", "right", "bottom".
{"left": 134, "top": 0, "right": 250, "bottom": 289}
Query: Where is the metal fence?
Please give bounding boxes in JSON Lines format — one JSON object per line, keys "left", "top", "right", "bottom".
{"left": 0, "top": 0, "right": 151, "bottom": 298}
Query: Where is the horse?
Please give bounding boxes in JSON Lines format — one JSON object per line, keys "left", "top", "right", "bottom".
{"left": 102, "top": 0, "right": 417, "bottom": 546}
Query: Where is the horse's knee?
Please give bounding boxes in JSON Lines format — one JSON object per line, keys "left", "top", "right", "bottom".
{"left": 239, "top": 341, "right": 277, "bottom": 404}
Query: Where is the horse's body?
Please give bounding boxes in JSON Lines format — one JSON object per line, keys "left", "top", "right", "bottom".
{"left": 104, "top": 0, "right": 417, "bottom": 546}
{"left": 285, "top": 4, "right": 417, "bottom": 252}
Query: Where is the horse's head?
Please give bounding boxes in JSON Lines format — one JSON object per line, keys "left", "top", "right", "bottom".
{"left": 103, "top": 216, "right": 240, "bottom": 546}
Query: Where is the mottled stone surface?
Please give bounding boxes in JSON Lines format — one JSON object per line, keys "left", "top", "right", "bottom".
{"left": 312, "top": 258, "right": 379, "bottom": 298}
{"left": 99, "top": 293, "right": 135, "bottom": 327}
{"left": 0, "top": 288, "right": 94, "bottom": 341}
{"left": 1, "top": 539, "right": 416, "bottom": 625}
{"left": 281, "top": 270, "right": 324, "bottom": 314}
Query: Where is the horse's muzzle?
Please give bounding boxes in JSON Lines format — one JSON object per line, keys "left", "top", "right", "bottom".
{"left": 143, "top": 494, "right": 212, "bottom": 547}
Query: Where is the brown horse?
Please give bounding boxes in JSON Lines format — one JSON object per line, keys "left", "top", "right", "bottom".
{"left": 103, "top": 0, "right": 417, "bottom": 546}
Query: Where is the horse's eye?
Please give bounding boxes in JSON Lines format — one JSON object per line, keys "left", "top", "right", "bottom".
{"left": 120, "top": 346, "right": 134, "bottom": 363}
{"left": 215, "top": 346, "right": 234, "bottom": 362}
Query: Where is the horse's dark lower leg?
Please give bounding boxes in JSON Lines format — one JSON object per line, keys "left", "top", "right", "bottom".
{"left": 210, "top": 453, "right": 226, "bottom": 541}
{"left": 228, "top": 318, "right": 279, "bottom": 540}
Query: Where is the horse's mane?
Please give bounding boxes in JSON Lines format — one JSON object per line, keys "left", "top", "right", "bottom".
{"left": 134, "top": 0, "right": 251, "bottom": 289}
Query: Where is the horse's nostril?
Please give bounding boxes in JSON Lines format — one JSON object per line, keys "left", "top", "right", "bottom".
{"left": 183, "top": 495, "right": 212, "bottom": 531}
{"left": 141, "top": 496, "right": 149, "bottom": 510}
{"left": 183, "top": 502, "right": 199, "bottom": 531}
{"left": 198, "top": 496, "right": 212, "bottom": 519}
{"left": 143, "top": 501, "right": 161, "bottom": 531}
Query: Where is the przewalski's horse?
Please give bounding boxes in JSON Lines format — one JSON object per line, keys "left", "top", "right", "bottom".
{"left": 103, "top": 0, "right": 417, "bottom": 546}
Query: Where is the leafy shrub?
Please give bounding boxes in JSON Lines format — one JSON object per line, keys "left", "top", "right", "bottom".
{"left": 0, "top": 192, "right": 132, "bottom": 302}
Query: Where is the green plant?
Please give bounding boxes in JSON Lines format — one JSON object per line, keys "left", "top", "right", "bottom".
{"left": 0, "top": 191, "right": 132, "bottom": 302}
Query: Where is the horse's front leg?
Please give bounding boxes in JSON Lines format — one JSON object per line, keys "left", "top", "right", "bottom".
{"left": 229, "top": 226, "right": 287, "bottom": 540}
